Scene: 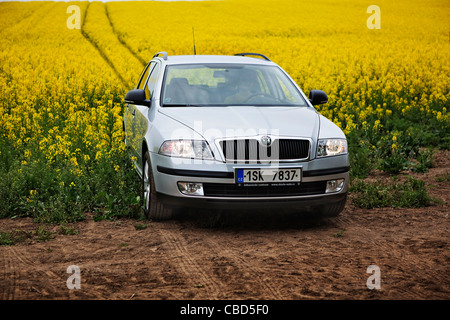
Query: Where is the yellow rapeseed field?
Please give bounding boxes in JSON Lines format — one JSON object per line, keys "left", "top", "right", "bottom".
{"left": 0, "top": 0, "right": 448, "bottom": 220}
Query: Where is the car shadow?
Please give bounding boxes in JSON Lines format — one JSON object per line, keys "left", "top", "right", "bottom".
{"left": 172, "top": 207, "right": 338, "bottom": 231}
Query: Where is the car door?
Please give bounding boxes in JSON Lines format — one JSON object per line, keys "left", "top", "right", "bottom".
{"left": 125, "top": 61, "right": 155, "bottom": 164}
{"left": 133, "top": 61, "right": 162, "bottom": 166}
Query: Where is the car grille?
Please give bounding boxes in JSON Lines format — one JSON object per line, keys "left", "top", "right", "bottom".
{"left": 203, "top": 181, "right": 326, "bottom": 197}
{"left": 218, "top": 138, "right": 310, "bottom": 163}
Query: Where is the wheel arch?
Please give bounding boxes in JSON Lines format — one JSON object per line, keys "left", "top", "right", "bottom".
{"left": 141, "top": 140, "right": 149, "bottom": 163}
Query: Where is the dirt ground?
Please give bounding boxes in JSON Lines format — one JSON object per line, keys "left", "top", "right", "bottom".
{"left": 1, "top": 152, "right": 448, "bottom": 301}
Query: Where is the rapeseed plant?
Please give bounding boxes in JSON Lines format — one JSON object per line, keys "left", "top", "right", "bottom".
{"left": 0, "top": 0, "right": 448, "bottom": 219}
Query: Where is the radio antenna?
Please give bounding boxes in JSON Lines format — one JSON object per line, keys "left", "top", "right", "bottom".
{"left": 192, "top": 27, "right": 197, "bottom": 55}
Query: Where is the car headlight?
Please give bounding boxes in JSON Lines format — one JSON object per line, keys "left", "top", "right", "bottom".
{"left": 317, "top": 139, "right": 347, "bottom": 157}
{"left": 159, "top": 140, "right": 214, "bottom": 160}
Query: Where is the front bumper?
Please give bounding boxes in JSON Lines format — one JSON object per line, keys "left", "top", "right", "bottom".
{"left": 158, "top": 191, "right": 347, "bottom": 211}
{"left": 150, "top": 152, "right": 349, "bottom": 210}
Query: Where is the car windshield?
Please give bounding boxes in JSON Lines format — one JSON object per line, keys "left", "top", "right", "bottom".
{"left": 161, "top": 64, "right": 307, "bottom": 107}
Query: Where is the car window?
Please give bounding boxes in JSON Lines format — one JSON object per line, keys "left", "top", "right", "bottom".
{"left": 161, "top": 64, "right": 306, "bottom": 107}
{"left": 137, "top": 62, "right": 154, "bottom": 90}
{"left": 144, "top": 62, "right": 161, "bottom": 100}
{"left": 275, "top": 74, "right": 297, "bottom": 103}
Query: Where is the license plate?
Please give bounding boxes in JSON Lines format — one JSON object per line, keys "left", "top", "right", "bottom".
{"left": 236, "top": 168, "right": 301, "bottom": 184}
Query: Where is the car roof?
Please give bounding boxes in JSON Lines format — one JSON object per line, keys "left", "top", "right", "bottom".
{"left": 155, "top": 54, "right": 276, "bottom": 66}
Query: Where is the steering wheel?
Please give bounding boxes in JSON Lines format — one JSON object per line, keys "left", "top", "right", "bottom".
{"left": 244, "top": 92, "right": 272, "bottom": 103}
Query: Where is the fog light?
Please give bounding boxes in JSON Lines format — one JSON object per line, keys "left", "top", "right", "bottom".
{"left": 326, "top": 179, "right": 345, "bottom": 193}
{"left": 177, "top": 182, "right": 204, "bottom": 196}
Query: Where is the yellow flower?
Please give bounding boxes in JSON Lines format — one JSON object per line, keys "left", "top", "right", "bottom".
{"left": 70, "top": 157, "right": 79, "bottom": 167}
{"left": 0, "top": 0, "right": 448, "bottom": 205}
{"left": 373, "top": 120, "right": 382, "bottom": 131}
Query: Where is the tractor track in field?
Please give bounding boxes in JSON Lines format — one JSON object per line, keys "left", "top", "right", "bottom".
{"left": 104, "top": 4, "right": 147, "bottom": 68}
{"left": 0, "top": 2, "right": 52, "bottom": 36}
{"left": 80, "top": 2, "right": 129, "bottom": 89}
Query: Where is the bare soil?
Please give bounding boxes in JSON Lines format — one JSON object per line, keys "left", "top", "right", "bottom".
{"left": 1, "top": 152, "right": 449, "bottom": 300}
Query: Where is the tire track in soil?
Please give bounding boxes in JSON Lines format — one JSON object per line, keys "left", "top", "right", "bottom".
{"left": 156, "top": 223, "right": 226, "bottom": 299}
{"left": 5, "top": 246, "right": 67, "bottom": 299}
{"left": 204, "top": 235, "right": 286, "bottom": 300}
{"left": 0, "top": 247, "right": 17, "bottom": 300}
{"left": 388, "top": 238, "right": 449, "bottom": 299}
{"left": 3, "top": 241, "right": 110, "bottom": 299}
{"left": 333, "top": 210, "right": 450, "bottom": 299}
{"left": 1, "top": 246, "right": 60, "bottom": 299}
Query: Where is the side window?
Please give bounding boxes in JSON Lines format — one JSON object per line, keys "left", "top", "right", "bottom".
{"left": 137, "top": 62, "right": 155, "bottom": 89}
{"left": 144, "top": 63, "right": 161, "bottom": 99}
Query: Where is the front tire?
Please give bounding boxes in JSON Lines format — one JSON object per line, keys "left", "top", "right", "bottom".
{"left": 142, "top": 151, "right": 173, "bottom": 220}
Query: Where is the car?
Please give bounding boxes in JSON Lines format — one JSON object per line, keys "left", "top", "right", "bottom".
{"left": 123, "top": 52, "right": 349, "bottom": 220}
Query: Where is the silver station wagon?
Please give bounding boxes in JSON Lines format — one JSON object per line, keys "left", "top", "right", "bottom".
{"left": 123, "top": 52, "right": 349, "bottom": 220}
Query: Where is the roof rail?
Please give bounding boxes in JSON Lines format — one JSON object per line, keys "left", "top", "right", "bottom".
{"left": 234, "top": 53, "right": 270, "bottom": 61}
{"left": 153, "top": 51, "right": 168, "bottom": 60}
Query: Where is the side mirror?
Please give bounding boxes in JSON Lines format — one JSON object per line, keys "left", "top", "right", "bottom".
{"left": 124, "top": 89, "right": 150, "bottom": 107}
{"left": 308, "top": 90, "right": 328, "bottom": 105}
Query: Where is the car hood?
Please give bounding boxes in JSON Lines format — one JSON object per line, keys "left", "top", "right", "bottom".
{"left": 158, "top": 106, "right": 320, "bottom": 140}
